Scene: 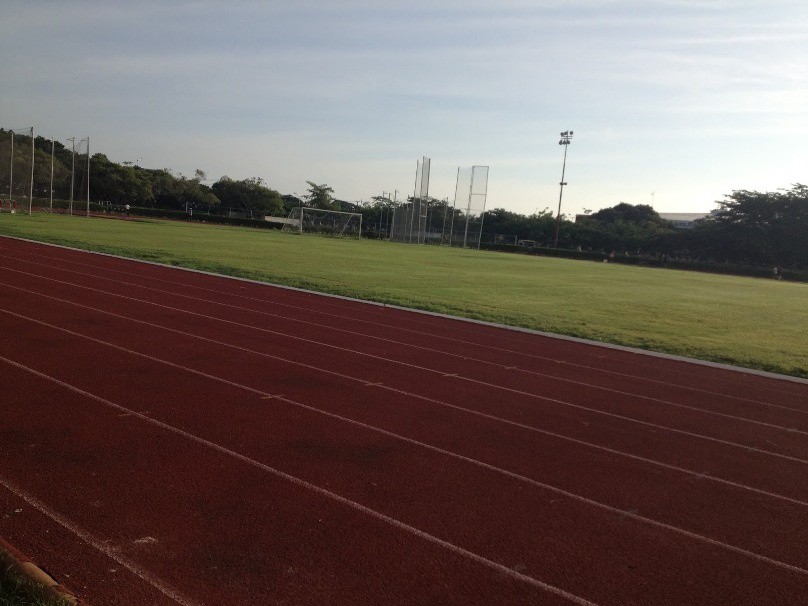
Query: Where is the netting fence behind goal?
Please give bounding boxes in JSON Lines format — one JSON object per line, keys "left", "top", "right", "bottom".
{"left": 390, "top": 156, "right": 431, "bottom": 244}
{"left": 447, "top": 165, "right": 489, "bottom": 249}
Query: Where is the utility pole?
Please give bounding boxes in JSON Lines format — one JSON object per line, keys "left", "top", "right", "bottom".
{"left": 553, "top": 130, "right": 574, "bottom": 248}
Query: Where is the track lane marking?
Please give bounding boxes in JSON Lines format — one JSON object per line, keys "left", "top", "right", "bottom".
{"left": 3, "top": 322, "right": 808, "bottom": 577}
{"left": 8, "top": 237, "right": 808, "bottom": 400}
{"left": 2, "top": 289, "right": 808, "bottom": 509}
{"left": 1, "top": 266, "right": 806, "bottom": 435}
{"left": 3, "top": 249, "right": 804, "bottom": 410}
{"left": 0, "top": 355, "right": 601, "bottom": 606}
{"left": 0, "top": 476, "right": 201, "bottom": 606}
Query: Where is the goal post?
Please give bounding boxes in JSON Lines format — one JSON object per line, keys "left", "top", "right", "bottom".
{"left": 284, "top": 207, "right": 363, "bottom": 238}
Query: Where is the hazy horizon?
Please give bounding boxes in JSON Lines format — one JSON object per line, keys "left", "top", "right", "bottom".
{"left": 2, "top": 1, "right": 805, "bottom": 216}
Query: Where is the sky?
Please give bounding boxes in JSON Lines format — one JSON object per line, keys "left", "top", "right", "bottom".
{"left": 1, "top": 0, "right": 806, "bottom": 217}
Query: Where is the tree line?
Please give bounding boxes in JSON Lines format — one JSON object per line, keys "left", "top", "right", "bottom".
{"left": 1, "top": 129, "right": 805, "bottom": 269}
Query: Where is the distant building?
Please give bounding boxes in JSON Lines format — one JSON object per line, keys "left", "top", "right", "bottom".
{"left": 574, "top": 211, "right": 712, "bottom": 229}
{"left": 657, "top": 213, "right": 711, "bottom": 229}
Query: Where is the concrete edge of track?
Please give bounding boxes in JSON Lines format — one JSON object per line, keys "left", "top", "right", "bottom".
{"left": 0, "top": 536, "right": 79, "bottom": 605}
{"left": 4, "top": 234, "right": 806, "bottom": 386}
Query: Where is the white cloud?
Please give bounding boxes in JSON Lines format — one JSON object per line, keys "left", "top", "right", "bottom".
{"left": 1, "top": 0, "right": 805, "bottom": 216}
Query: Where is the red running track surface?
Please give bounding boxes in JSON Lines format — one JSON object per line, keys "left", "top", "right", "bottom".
{"left": 0, "top": 235, "right": 807, "bottom": 605}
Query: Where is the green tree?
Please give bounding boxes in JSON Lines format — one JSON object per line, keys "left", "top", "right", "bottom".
{"left": 281, "top": 193, "right": 302, "bottom": 214}
{"left": 304, "top": 181, "right": 335, "bottom": 210}
{"left": 590, "top": 203, "right": 666, "bottom": 225}
{"left": 573, "top": 202, "right": 676, "bottom": 252}
{"left": 211, "top": 176, "right": 284, "bottom": 214}
{"left": 687, "top": 185, "right": 808, "bottom": 267}
{"left": 89, "top": 153, "right": 153, "bottom": 204}
{"left": 150, "top": 169, "right": 219, "bottom": 211}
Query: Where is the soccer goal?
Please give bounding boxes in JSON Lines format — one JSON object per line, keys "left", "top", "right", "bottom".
{"left": 284, "top": 207, "right": 363, "bottom": 238}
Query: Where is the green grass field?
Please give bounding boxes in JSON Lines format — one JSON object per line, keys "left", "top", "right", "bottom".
{"left": 0, "top": 550, "right": 71, "bottom": 606}
{"left": 2, "top": 213, "right": 807, "bottom": 378}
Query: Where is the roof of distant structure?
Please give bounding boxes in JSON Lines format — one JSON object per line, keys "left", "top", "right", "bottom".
{"left": 658, "top": 212, "right": 711, "bottom": 222}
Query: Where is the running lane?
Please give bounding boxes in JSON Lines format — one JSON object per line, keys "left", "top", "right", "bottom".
{"left": 1, "top": 236, "right": 807, "bottom": 606}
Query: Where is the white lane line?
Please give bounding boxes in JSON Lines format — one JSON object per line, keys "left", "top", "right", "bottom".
{"left": 10, "top": 236, "right": 808, "bottom": 398}
{"left": 1, "top": 266, "right": 806, "bottom": 436}
{"left": 4, "top": 249, "right": 805, "bottom": 408}
{"left": 0, "top": 355, "right": 601, "bottom": 606}
{"left": 3, "top": 287, "right": 808, "bottom": 509}
{"left": 0, "top": 475, "right": 201, "bottom": 606}
{"left": 4, "top": 323, "right": 808, "bottom": 577}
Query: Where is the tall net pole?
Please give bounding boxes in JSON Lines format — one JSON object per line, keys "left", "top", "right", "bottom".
{"left": 409, "top": 159, "right": 420, "bottom": 243}
{"left": 8, "top": 132, "right": 12, "bottom": 205}
{"left": 450, "top": 166, "right": 488, "bottom": 249}
{"left": 470, "top": 166, "right": 489, "bottom": 250}
{"left": 67, "top": 137, "right": 75, "bottom": 215}
{"left": 448, "top": 169, "right": 458, "bottom": 245}
{"left": 463, "top": 169, "right": 474, "bottom": 248}
{"left": 5, "top": 127, "right": 35, "bottom": 214}
{"left": 49, "top": 138, "right": 54, "bottom": 211}
{"left": 85, "top": 136, "right": 90, "bottom": 217}
{"left": 28, "top": 127, "right": 34, "bottom": 215}
{"left": 418, "top": 157, "right": 430, "bottom": 243}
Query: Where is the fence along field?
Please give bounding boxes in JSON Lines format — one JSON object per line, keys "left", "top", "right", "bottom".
{"left": 0, "top": 212, "right": 806, "bottom": 378}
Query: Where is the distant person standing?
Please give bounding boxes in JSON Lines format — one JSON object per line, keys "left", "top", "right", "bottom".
{"left": 124, "top": 204, "right": 130, "bottom": 216}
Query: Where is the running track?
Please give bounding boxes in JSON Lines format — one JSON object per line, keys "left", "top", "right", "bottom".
{"left": 1, "top": 235, "right": 807, "bottom": 605}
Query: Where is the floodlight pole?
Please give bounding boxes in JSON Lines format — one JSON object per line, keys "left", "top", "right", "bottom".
{"left": 553, "top": 130, "right": 573, "bottom": 248}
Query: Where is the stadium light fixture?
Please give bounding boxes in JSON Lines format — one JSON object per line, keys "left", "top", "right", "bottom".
{"left": 553, "top": 130, "right": 574, "bottom": 248}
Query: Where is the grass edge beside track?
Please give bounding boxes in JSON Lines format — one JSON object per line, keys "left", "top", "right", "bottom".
{"left": 0, "top": 547, "right": 74, "bottom": 606}
{"left": 1, "top": 215, "right": 806, "bottom": 378}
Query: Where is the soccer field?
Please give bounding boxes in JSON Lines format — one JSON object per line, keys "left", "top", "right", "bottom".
{"left": 1, "top": 213, "right": 806, "bottom": 377}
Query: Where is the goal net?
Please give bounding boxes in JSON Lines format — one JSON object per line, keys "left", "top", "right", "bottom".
{"left": 283, "top": 207, "right": 363, "bottom": 238}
